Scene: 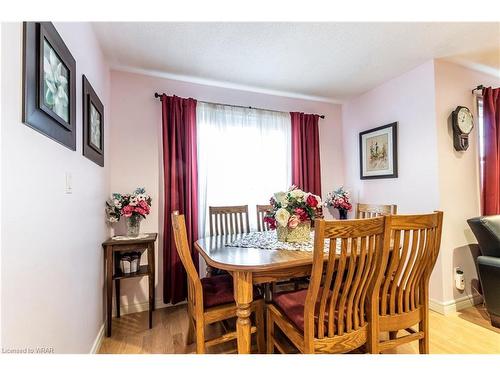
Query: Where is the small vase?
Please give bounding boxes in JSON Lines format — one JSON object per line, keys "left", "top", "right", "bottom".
{"left": 277, "top": 221, "right": 311, "bottom": 243}
{"left": 126, "top": 215, "right": 142, "bottom": 237}
{"left": 338, "top": 208, "right": 348, "bottom": 220}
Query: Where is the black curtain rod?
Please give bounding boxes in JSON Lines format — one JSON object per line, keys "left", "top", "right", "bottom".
{"left": 472, "top": 85, "right": 485, "bottom": 94}
{"left": 154, "top": 92, "right": 325, "bottom": 119}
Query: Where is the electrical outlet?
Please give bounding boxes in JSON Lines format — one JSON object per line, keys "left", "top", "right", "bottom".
{"left": 455, "top": 267, "right": 465, "bottom": 291}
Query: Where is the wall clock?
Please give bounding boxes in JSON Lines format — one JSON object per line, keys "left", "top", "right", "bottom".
{"left": 452, "top": 106, "right": 474, "bottom": 151}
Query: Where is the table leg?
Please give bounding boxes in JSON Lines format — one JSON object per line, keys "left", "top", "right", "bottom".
{"left": 105, "top": 245, "right": 113, "bottom": 337}
{"left": 233, "top": 271, "right": 253, "bottom": 354}
{"left": 147, "top": 243, "right": 155, "bottom": 328}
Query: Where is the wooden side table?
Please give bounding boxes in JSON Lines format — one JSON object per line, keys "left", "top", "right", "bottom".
{"left": 102, "top": 233, "right": 158, "bottom": 337}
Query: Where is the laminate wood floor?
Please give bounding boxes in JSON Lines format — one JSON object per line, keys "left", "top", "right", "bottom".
{"left": 98, "top": 303, "right": 500, "bottom": 354}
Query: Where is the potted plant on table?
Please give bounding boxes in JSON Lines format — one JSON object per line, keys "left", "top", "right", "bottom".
{"left": 325, "top": 186, "right": 352, "bottom": 220}
{"left": 106, "top": 187, "right": 152, "bottom": 237}
{"left": 264, "top": 186, "right": 323, "bottom": 243}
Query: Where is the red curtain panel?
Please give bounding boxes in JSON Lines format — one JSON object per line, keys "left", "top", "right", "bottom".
{"left": 290, "top": 112, "right": 322, "bottom": 196}
{"left": 161, "top": 94, "right": 199, "bottom": 304}
{"left": 482, "top": 87, "right": 500, "bottom": 215}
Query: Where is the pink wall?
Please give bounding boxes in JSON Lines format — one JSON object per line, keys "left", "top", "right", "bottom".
{"left": 1, "top": 22, "right": 110, "bottom": 352}
{"left": 342, "top": 58, "right": 500, "bottom": 310}
{"left": 434, "top": 60, "right": 500, "bottom": 305}
{"left": 109, "top": 69, "right": 344, "bottom": 311}
{"left": 342, "top": 61, "right": 440, "bottom": 214}
{"left": 342, "top": 61, "right": 443, "bottom": 302}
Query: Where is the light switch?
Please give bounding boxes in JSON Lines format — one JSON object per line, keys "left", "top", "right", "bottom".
{"left": 65, "top": 172, "right": 72, "bottom": 194}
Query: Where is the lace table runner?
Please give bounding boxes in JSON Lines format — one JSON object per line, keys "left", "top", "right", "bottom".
{"left": 226, "top": 230, "right": 339, "bottom": 253}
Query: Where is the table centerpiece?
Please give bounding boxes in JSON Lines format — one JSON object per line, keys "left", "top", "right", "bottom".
{"left": 106, "top": 187, "right": 152, "bottom": 237}
{"left": 325, "top": 186, "right": 352, "bottom": 220}
{"left": 264, "top": 186, "right": 322, "bottom": 243}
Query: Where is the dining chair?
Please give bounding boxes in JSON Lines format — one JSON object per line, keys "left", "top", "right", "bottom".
{"left": 207, "top": 205, "right": 251, "bottom": 276}
{"left": 368, "top": 212, "right": 443, "bottom": 354}
{"left": 209, "top": 205, "right": 250, "bottom": 236}
{"left": 256, "top": 204, "right": 273, "bottom": 232}
{"left": 171, "top": 211, "right": 265, "bottom": 354}
{"left": 266, "top": 216, "right": 388, "bottom": 354}
{"left": 356, "top": 203, "right": 397, "bottom": 219}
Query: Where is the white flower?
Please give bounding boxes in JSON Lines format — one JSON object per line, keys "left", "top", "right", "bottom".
{"left": 43, "top": 41, "right": 69, "bottom": 121}
{"left": 129, "top": 197, "right": 138, "bottom": 206}
{"left": 136, "top": 194, "right": 145, "bottom": 201}
{"left": 314, "top": 194, "right": 323, "bottom": 207}
{"left": 289, "top": 189, "right": 305, "bottom": 199}
{"left": 108, "top": 216, "right": 118, "bottom": 223}
{"left": 275, "top": 208, "right": 291, "bottom": 227}
{"left": 274, "top": 192, "right": 289, "bottom": 207}
{"left": 113, "top": 199, "right": 122, "bottom": 209}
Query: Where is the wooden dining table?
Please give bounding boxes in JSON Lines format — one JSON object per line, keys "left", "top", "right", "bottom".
{"left": 194, "top": 233, "right": 319, "bottom": 354}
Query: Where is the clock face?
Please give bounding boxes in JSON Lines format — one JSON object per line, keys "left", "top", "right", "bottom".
{"left": 457, "top": 107, "right": 473, "bottom": 134}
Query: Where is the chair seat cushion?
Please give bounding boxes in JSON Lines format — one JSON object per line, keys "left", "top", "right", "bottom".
{"left": 273, "top": 288, "right": 309, "bottom": 332}
{"left": 201, "top": 274, "right": 262, "bottom": 308}
{"left": 273, "top": 288, "right": 342, "bottom": 333}
{"left": 201, "top": 274, "right": 235, "bottom": 308}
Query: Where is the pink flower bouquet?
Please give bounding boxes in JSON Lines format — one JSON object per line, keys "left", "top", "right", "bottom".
{"left": 264, "top": 185, "right": 322, "bottom": 230}
{"left": 106, "top": 187, "right": 152, "bottom": 223}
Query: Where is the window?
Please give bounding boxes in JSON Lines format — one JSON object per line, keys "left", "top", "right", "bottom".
{"left": 197, "top": 102, "right": 291, "bottom": 236}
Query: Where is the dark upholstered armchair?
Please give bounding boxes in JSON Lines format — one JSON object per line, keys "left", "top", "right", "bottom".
{"left": 467, "top": 215, "right": 500, "bottom": 328}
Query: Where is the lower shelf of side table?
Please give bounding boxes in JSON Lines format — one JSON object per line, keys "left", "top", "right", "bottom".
{"left": 113, "top": 265, "right": 149, "bottom": 280}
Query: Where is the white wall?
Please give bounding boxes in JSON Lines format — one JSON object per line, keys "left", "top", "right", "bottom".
{"left": 1, "top": 22, "right": 110, "bottom": 353}
{"left": 434, "top": 60, "right": 500, "bottom": 305}
{"left": 109, "top": 69, "right": 344, "bottom": 311}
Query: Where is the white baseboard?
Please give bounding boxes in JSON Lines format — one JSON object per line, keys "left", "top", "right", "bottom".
{"left": 429, "top": 294, "right": 483, "bottom": 315}
{"left": 112, "top": 298, "right": 172, "bottom": 317}
{"left": 90, "top": 324, "right": 105, "bottom": 354}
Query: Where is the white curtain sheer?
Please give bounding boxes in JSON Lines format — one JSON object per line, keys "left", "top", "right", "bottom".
{"left": 197, "top": 102, "right": 291, "bottom": 237}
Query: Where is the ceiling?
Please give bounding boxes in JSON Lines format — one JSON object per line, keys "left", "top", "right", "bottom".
{"left": 92, "top": 22, "right": 500, "bottom": 102}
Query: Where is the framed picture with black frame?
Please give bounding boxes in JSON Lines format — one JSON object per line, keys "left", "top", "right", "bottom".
{"left": 359, "top": 122, "right": 398, "bottom": 180}
{"left": 82, "top": 75, "right": 104, "bottom": 167}
{"left": 22, "top": 22, "right": 76, "bottom": 150}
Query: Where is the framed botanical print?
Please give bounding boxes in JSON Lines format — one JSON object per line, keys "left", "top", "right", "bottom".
{"left": 359, "top": 122, "right": 398, "bottom": 179}
{"left": 82, "top": 75, "right": 104, "bottom": 167}
{"left": 23, "top": 22, "right": 76, "bottom": 150}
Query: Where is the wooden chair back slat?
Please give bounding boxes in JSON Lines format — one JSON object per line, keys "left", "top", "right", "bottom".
{"left": 256, "top": 204, "right": 273, "bottom": 232}
{"left": 171, "top": 211, "right": 202, "bottom": 309}
{"left": 356, "top": 203, "right": 397, "bottom": 219}
{"left": 305, "top": 217, "right": 387, "bottom": 345}
{"left": 209, "top": 205, "right": 250, "bottom": 236}
{"left": 377, "top": 213, "right": 442, "bottom": 316}
{"left": 368, "top": 212, "right": 443, "bottom": 354}
{"left": 357, "top": 234, "right": 378, "bottom": 327}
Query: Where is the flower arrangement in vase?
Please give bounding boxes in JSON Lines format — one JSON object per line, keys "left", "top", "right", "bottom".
{"left": 106, "top": 187, "right": 152, "bottom": 237}
{"left": 325, "top": 186, "right": 352, "bottom": 220}
{"left": 264, "top": 186, "right": 323, "bottom": 243}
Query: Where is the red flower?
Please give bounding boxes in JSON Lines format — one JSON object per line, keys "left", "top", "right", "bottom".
{"left": 306, "top": 194, "right": 318, "bottom": 208}
{"left": 263, "top": 216, "right": 277, "bottom": 230}
{"left": 135, "top": 206, "right": 147, "bottom": 216}
{"left": 121, "top": 205, "right": 134, "bottom": 217}
{"left": 294, "top": 208, "right": 309, "bottom": 222}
